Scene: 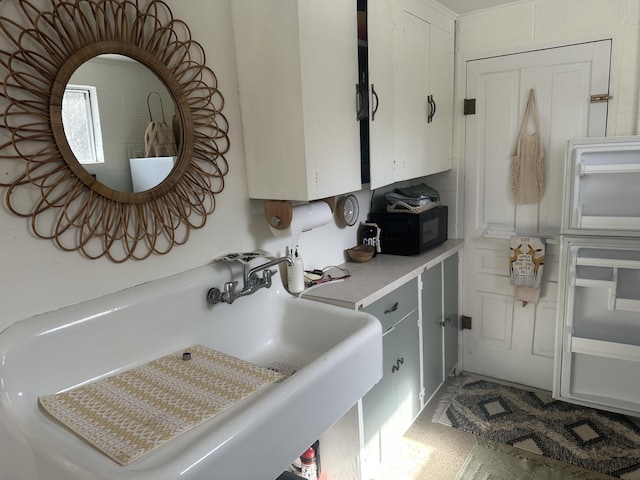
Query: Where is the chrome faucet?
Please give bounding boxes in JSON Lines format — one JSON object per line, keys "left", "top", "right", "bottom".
{"left": 207, "top": 255, "right": 293, "bottom": 305}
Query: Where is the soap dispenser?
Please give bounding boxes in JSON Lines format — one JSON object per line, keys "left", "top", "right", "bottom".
{"left": 287, "top": 249, "right": 305, "bottom": 294}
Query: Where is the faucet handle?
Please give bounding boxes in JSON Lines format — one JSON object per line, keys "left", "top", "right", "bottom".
{"left": 224, "top": 280, "right": 239, "bottom": 294}
{"left": 262, "top": 268, "right": 277, "bottom": 287}
{"left": 206, "top": 287, "right": 222, "bottom": 304}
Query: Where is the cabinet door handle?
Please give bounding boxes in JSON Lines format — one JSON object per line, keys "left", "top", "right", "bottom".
{"left": 427, "top": 95, "right": 437, "bottom": 123}
{"left": 440, "top": 316, "right": 452, "bottom": 327}
{"left": 371, "top": 84, "right": 379, "bottom": 121}
{"left": 384, "top": 302, "right": 398, "bottom": 314}
{"left": 391, "top": 357, "right": 404, "bottom": 373}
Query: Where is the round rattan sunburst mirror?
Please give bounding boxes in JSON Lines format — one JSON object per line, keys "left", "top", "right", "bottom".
{"left": 0, "top": 0, "right": 229, "bottom": 262}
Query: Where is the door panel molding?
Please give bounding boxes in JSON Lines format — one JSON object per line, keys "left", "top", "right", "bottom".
{"left": 477, "top": 292, "right": 514, "bottom": 349}
{"left": 533, "top": 300, "right": 557, "bottom": 358}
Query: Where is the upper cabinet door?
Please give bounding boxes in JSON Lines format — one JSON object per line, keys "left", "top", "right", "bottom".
{"left": 393, "top": 7, "right": 431, "bottom": 181}
{"left": 232, "top": 0, "right": 361, "bottom": 201}
{"left": 427, "top": 24, "right": 454, "bottom": 176}
{"left": 367, "top": 0, "right": 395, "bottom": 187}
{"left": 367, "top": 0, "right": 455, "bottom": 189}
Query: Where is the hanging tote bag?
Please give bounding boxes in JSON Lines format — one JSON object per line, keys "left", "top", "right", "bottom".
{"left": 144, "top": 92, "right": 178, "bottom": 157}
{"left": 510, "top": 89, "right": 545, "bottom": 204}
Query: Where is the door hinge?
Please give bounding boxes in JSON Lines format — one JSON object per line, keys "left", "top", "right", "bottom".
{"left": 464, "top": 98, "right": 476, "bottom": 115}
{"left": 461, "top": 315, "right": 472, "bottom": 330}
{"left": 590, "top": 93, "right": 613, "bottom": 103}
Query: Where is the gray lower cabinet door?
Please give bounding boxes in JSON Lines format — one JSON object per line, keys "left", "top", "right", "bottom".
{"left": 362, "top": 309, "right": 420, "bottom": 465}
{"left": 443, "top": 253, "right": 459, "bottom": 376}
{"left": 422, "top": 263, "right": 443, "bottom": 403}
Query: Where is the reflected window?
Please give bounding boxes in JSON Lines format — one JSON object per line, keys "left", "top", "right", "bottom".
{"left": 62, "top": 85, "right": 105, "bottom": 164}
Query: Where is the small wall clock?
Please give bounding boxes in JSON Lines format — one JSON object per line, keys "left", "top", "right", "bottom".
{"left": 337, "top": 194, "right": 359, "bottom": 227}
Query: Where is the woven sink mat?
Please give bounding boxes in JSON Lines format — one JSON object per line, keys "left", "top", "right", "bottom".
{"left": 39, "top": 345, "right": 287, "bottom": 465}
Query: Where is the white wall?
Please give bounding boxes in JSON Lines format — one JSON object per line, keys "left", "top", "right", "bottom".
{"left": 437, "top": 0, "right": 640, "bottom": 238}
{"left": 0, "top": 0, "right": 371, "bottom": 333}
{"left": 456, "top": 0, "right": 640, "bottom": 136}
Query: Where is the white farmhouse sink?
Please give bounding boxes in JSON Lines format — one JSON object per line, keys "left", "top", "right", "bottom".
{"left": 0, "top": 264, "right": 382, "bottom": 480}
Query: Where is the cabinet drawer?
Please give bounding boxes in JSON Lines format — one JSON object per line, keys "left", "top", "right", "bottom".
{"left": 364, "top": 279, "right": 418, "bottom": 332}
{"left": 362, "top": 310, "right": 420, "bottom": 466}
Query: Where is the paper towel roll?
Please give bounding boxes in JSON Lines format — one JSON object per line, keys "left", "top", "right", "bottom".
{"left": 269, "top": 201, "right": 333, "bottom": 245}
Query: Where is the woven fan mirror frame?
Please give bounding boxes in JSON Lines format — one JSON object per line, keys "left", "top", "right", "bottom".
{"left": 0, "top": 0, "right": 230, "bottom": 262}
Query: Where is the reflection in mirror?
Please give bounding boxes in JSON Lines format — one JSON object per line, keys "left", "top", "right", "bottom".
{"left": 63, "top": 54, "right": 178, "bottom": 192}
{"left": 62, "top": 84, "right": 104, "bottom": 165}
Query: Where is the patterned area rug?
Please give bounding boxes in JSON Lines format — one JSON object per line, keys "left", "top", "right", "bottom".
{"left": 457, "top": 441, "right": 615, "bottom": 480}
{"left": 433, "top": 377, "right": 640, "bottom": 479}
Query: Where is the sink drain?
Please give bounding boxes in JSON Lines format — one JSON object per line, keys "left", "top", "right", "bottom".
{"left": 264, "top": 361, "right": 299, "bottom": 377}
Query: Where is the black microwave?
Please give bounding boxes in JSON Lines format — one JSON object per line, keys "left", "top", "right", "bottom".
{"left": 368, "top": 206, "right": 448, "bottom": 256}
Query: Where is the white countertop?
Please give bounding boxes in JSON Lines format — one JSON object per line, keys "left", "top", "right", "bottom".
{"left": 302, "top": 239, "right": 463, "bottom": 310}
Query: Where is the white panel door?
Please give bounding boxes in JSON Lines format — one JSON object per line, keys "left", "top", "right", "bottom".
{"left": 462, "top": 41, "right": 611, "bottom": 390}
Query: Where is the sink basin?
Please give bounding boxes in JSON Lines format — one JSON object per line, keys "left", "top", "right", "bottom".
{"left": 0, "top": 264, "right": 382, "bottom": 480}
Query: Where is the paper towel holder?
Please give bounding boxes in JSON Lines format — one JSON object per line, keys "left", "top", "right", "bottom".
{"left": 264, "top": 198, "right": 335, "bottom": 230}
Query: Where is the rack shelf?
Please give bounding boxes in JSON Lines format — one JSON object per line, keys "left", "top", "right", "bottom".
{"left": 614, "top": 298, "right": 640, "bottom": 312}
{"left": 571, "top": 336, "right": 640, "bottom": 363}
{"left": 576, "top": 256, "right": 640, "bottom": 269}
{"left": 574, "top": 278, "right": 614, "bottom": 289}
{"left": 579, "top": 215, "right": 640, "bottom": 230}
{"left": 562, "top": 391, "right": 640, "bottom": 416}
{"left": 580, "top": 163, "right": 640, "bottom": 175}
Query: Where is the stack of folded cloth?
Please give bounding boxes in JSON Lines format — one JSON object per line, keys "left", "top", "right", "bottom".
{"left": 385, "top": 183, "right": 441, "bottom": 213}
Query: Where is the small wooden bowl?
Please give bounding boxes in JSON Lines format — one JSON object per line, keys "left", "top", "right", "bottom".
{"left": 346, "top": 245, "right": 375, "bottom": 263}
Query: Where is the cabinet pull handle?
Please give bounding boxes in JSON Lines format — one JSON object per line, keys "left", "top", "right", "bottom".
{"left": 431, "top": 95, "right": 437, "bottom": 121}
{"left": 439, "top": 316, "right": 451, "bottom": 327}
{"left": 371, "top": 84, "right": 379, "bottom": 121}
{"left": 391, "top": 357, "right": 404, "bottom": 373}
{"left": 427, "top": 95, "right": 437, "bottom": 123}
{"left": 384, "top": 302, "right": 398, "bottom": 314}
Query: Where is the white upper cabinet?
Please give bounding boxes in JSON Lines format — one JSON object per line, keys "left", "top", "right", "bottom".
{"left": 427, "top": 21, "right": 455, "bottom": 175}
{"left": 366, "top": 0, "right": 395, "bottom": 186}
{"left": 367, "top": 0, "right": 454, "bottom": 189}
{"left": 231, "top": 0, "right": 361, "bottom": 201}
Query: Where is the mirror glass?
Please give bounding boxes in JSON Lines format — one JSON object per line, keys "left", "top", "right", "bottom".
{"left": 62, "top": 54, "right": 179, "bottom": 193}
